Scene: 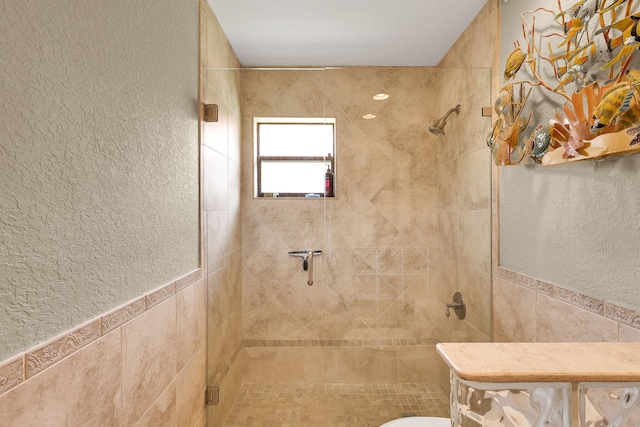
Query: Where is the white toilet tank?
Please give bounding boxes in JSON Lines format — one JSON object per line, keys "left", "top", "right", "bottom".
{"left": 380, "top": 416, "right": 450, "bottom": 427}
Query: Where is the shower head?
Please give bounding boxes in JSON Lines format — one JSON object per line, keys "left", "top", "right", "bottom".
{"left": 429, "top": 104, "right": 461, "bottom": 136}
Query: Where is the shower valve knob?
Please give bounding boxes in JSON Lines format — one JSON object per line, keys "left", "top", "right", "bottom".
{"left": 445, "top": 291, "right": 466, "bottom": 320}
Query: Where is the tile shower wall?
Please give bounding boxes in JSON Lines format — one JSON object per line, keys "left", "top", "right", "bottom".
{"left": 231, "top": 2, "right": 502, "bottom": 395}
{"left": 435, "top": 67, "right": 492, "bottom": 345}
{"left": 240, "top": 68, "right": 442, "bottom": 376}
{"left": 434, "top": 0, "right": 499, "bottom": 392}
{"left": 199, "top": 2, "right": 244, "bottom": 426}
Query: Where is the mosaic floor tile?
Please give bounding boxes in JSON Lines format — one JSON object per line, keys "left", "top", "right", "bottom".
{"left": 223, "top": 383, "right": 449, "bottom": 427}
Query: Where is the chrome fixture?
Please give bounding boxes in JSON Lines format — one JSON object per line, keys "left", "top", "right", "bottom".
{"left": 446, "top": 291, "right": 466, "bottom": 319}
{"left": 288, "top": 250, "right": 322, "bottom": 286}
{"left": 429, "top": 104, "right": 461, "bottom": 136}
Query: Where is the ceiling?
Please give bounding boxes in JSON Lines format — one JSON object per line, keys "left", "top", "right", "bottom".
{"left": 206, "top": 0, "right": 489, "bottom": 67}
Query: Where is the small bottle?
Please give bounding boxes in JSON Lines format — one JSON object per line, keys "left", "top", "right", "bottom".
{"left": 325, "top": 164, "right": 334, "bottom": 197}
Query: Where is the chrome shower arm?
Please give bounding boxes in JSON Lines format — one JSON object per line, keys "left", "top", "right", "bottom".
{"left": 429, "top": 104, "right": 461, "bottom": 136}
{"left": 441, "top": 104, "right": 461, "bottom": 121}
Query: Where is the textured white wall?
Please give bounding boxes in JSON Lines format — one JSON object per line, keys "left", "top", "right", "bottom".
{"left": 499, "top": 0, "right": 640, "bottom": 309}
{"left": 0, "top": 1, "right": 199, "bottom": 360}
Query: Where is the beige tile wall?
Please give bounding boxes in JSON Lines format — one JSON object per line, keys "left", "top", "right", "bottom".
{"left": 236, "top": 67, "right": 447, "bottom": 387}
{"left": 241, "top": 67, "right": 440, "bottom": 345}
{"left": 237, "top": 3, "right": 501, "bottom": 392}
{"left": 239, "top": 345, "right": 439, "bottom": 385}
{"left": 207, "top": 347, "right": 246, "bottom": 427}
{"left": 199, "top": 1, "right": 244, "bottom": 426}
{"left": 493, "top": 267, "right": 640, "bottom": 343}
{"left": 435, "top": 67, "right": 493, "bottom": 345}
{"left": 434, "top": 0, "right": 499, "bottom": 393}
{"left": 0, "top": 271, "right": 206, "bottom": 427}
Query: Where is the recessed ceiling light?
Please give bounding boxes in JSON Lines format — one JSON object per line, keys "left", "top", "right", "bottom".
{"left": 362, "top": 114, "right": 376, "bottom": 119}
{"left": 373, "top": 93, "right": 389, "bottom": 101}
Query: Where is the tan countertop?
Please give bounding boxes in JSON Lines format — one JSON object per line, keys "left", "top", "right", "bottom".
{"left": 436, "top": 342, "right": 640, "bottom": 383}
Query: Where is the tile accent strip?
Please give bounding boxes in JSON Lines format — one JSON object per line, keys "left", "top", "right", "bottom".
{"left": 146, "top": 282, "right": 176, "bottom": 309}
{"left": 605, "top": 302, "right": 640, "bottom": 329}
{"left": 496, "top": 267, "right": 639, "bottom": 330}
{"left": 553, "top": 286, "right": 604, "bottom": 315}
{"left": 242, "top": 338, "right": 435, "bottom": 348}
{"left": 176, "top": 269, "right": 203, "bottom": 292}
{"left": 0, "top": 356, "right": 24, "bottom": 396}
{"left": 101, "top": 297, "right": 146, "bottom": 335}
{"left": 26, "top": 320, "right": 101, "bottom": 379}
{"left": 0, "top": 268, "right": 202, "bottom": 397}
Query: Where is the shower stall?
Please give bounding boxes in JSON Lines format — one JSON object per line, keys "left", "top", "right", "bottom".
{"left": 201, "top": 66, "right": 493, "bottom": 426}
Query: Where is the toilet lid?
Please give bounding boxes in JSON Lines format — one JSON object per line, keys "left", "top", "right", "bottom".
{"left": 380, "top": 417, "right": 450, "bottom": 427}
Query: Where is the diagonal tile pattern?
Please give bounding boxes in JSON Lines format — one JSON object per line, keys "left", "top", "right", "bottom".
{"left": 241, "top": 68, "right": 443, "bottom": 345}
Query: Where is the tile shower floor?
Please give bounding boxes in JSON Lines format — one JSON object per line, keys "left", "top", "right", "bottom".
{"left": 222, "top": 383, "right": 450, "bottom": 427}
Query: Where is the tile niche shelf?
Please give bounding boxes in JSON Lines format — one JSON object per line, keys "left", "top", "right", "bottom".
{"left": 437, "top": 342, "right": 640, "bottom": 426}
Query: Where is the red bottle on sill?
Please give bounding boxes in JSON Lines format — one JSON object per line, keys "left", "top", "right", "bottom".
{"left": 325, "top": 164, "right": 334, "bottom": 197}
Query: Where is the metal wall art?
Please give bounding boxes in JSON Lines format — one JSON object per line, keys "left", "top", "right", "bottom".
{"left": 489, "top": 0, "right": 640, "bottom": 165}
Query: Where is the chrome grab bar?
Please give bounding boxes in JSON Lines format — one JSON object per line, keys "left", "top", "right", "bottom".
{"left": 288, "top": 250, "right": 322, "bottom": 286}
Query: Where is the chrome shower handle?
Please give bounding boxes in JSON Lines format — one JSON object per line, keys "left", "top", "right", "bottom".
{"left": 288, "top": 250, "right": 322, "bottom": 286}
{"left": 307, "top": 250, "right": 313, "bottom": 286}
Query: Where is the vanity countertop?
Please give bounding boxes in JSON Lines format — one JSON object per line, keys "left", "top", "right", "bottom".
{"left": 436, "top": 342, "right": 640, "bottom": 383}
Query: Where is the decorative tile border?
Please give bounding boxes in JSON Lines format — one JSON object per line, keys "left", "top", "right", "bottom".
{"left": 605, "top": 302, "right": 640, "bottom": 329}
{"left": 0, "top": 356, "right": 24, "bottom": 396}
{"left": 552, "top": 286, "right": 604, "bottom": 315}
{"left": 101, "top": 297, "right": 146, "bottom": 335}
{"left": 242, "top": 338, "right": 435, "bottom": 348}
{"left": 26, "top": 320, "right": 101, "bottom": 379}
{"left": 146, "top": 282, "right": 176, "bottom": 309}
{"left": 496, "top": 267, "right": 640, "bottom": 330}
{"left": 0, "top": 268, "right": 202, "bottom": 397}
{"left": 176, "top": 269, "right": 203, "bottom": 292}
{"left": 496, "top": 267, "right": 549, "bottom": 293}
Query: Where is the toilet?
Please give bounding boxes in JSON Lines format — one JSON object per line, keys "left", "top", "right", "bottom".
{"left": 380, "top": 417, "right": 450, "bottom": 427}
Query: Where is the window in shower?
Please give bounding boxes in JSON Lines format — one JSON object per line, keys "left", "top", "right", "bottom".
{"left": 254, "top": 117, "right": 336, "bottom": 198}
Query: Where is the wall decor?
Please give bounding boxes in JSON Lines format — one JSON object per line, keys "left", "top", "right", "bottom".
{"left": 488, "top": 0, "right": 640, "bottom": 165}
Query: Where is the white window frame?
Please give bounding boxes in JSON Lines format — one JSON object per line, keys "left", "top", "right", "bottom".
{"left": 253, "top": 117, "right": 336, "bottom": 198}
